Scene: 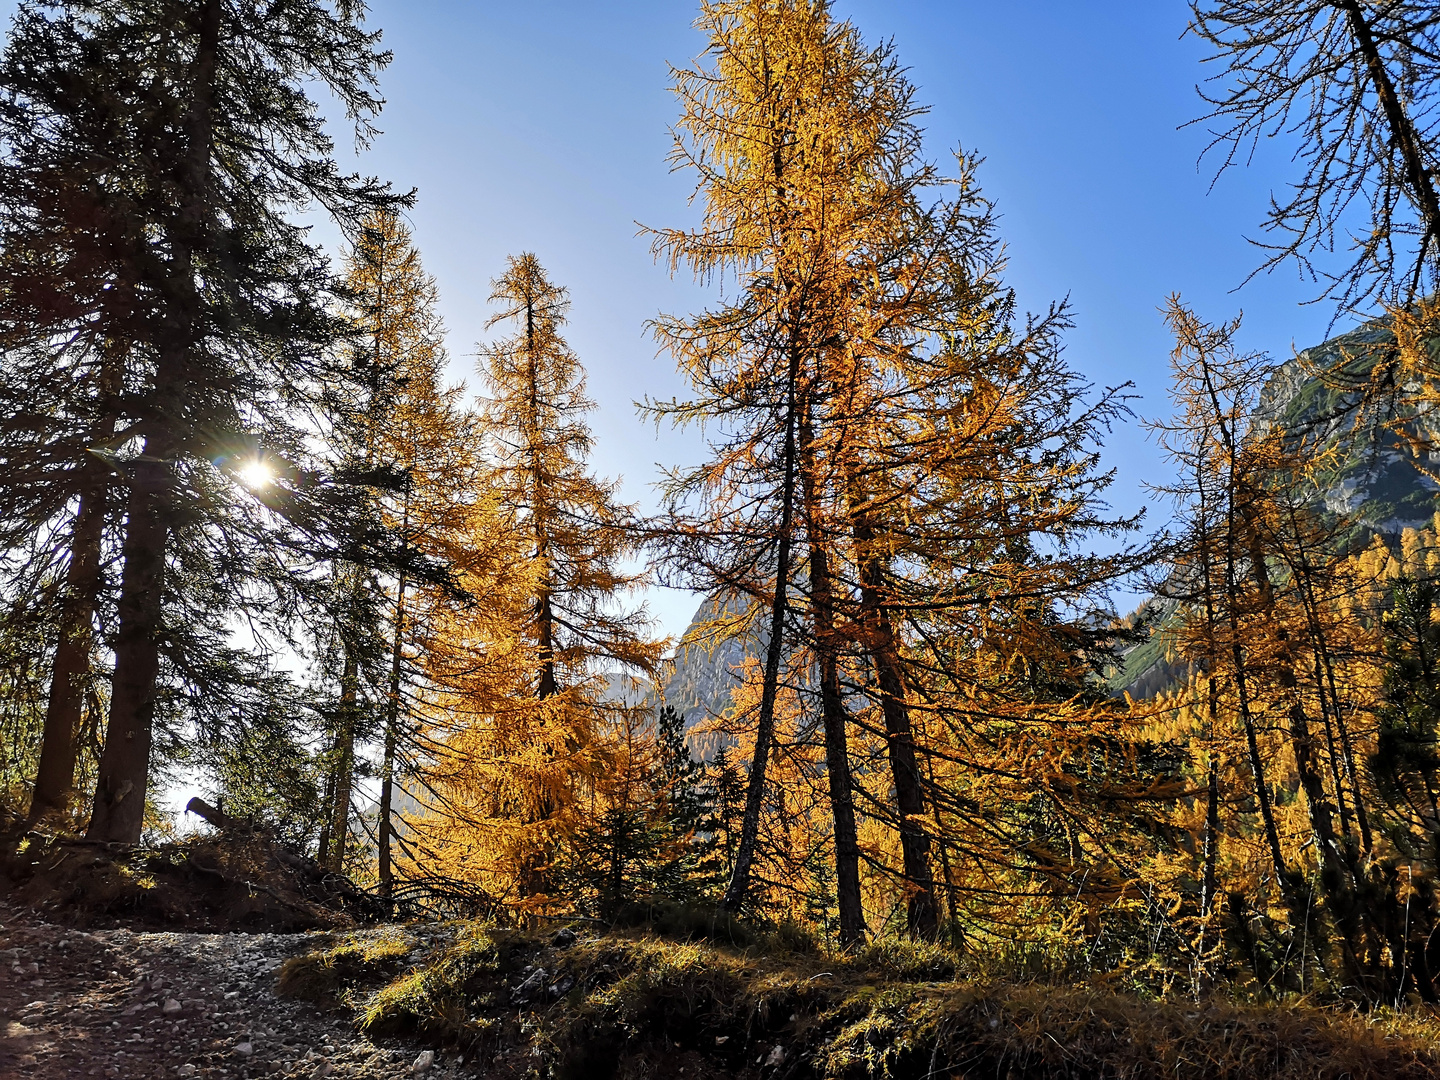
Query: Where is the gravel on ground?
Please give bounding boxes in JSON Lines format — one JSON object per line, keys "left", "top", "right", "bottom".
{"left": 0, "top": 899, "right": 472, "bottom": 1079}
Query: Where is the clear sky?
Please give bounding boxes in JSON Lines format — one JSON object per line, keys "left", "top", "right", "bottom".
{"left": 329, "top": 0, "right": 1344, "bottom": 637}
{"left": 8, "top": 1, "right": 1352, "bottom": 638}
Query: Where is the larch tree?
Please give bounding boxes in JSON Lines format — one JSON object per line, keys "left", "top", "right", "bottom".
{"left": 314, "top": 207, "right": 460, "bottom": 877}
{"left": 650, "top": 0, "right": 1142, "bottom": 944}
{"left": 1148, "top": 300, "right": 1440, "bottom": 1003}
{"left": 341, "top": 207, "right": 477, "bottom": 901}
{"left": 460, "top": 252, "right": 660, "bottom": 905}
{"left": 648, "top": 0, "right": 903, "bottom": 941}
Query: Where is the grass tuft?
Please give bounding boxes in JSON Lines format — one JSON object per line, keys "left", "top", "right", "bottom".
{"left": 275, "top": 930, "right": 411, "bottom": 1004}
{"left": 281, "top": 921, "right": 1440, "bottom": 1080}
{"left": 360, "top": 927, "right": 510, "bottom": 1043}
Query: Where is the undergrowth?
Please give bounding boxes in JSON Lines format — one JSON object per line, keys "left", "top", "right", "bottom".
{"left": 275, "top": 929, "right": 413, "bottom": 1006}
{"left": 275, "top": 920, "right": 1440, "bottom": 1080}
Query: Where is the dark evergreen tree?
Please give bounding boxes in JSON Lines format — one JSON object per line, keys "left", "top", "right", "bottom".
{"left": 0, "top": 0, "right": 413, "bottom": 843}
{"left": 556, "top": 706, "right": 719, "bottom": 917}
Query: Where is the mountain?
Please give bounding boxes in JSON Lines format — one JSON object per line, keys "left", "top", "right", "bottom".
{"left": 651, "top": 594, "right": 762, "bottom": 755}
{"left": 655, "top": 319, "right": 1440, "bottom": 712}
{"left": 1113, "top": 316, "right": 1439, "bottom": 697}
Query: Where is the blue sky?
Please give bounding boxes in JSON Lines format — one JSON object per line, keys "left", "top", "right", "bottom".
{"left": 332, "top": 1, "right": 1344, "bottom": 636}
{"left": 8, "top": 1, "right": 1350, "bottom": 637}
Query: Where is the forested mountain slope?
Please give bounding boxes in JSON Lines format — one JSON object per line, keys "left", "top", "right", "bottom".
{"left": 657, "top": 318, "right": 1440, "bottom": 718}
{"left": 1115, "top": 316, "right": 1439, "bottom": 698}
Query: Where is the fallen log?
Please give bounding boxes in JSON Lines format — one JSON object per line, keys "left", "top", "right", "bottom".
{"left": 184, "top": 798, "right": 253, "bottom": 833}
{"left": 184, "top": 797, "right": 386, "bottom": 921}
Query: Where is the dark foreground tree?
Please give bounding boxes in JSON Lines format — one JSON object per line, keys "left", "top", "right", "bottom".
{"left": 0, "top": 0, "right": 409, "bottom": 844}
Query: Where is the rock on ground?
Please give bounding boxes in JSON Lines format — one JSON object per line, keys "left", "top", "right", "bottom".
{"left": 0, "top": 899, "right": 465, "bottom": 1079}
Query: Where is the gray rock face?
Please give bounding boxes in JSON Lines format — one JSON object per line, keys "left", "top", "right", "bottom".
{"left": 1116, "top": 315, "right": 1440, "bottom": 699}
{"left": 655, "top": 595, "right": 761, "bottom": 735}
{"left": 1253, "top": 317, "right": 1440, "bottom": 537}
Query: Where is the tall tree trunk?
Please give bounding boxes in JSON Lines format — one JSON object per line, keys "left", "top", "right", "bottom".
{"left": 326, "top": 644, "right": 359, "bottom": 874}
{"left": 1200, "top": 361, "right": 1291, "bottom": 899}
{"left": 1244, "top": 521, "right": 1375, "bottom": 989}
{"left": 316, "top": 765, "right": 336, "bottom": 866}
{"left": 86, "top": 0, "right": 220, "bottom": 845}
{"left": 850, "top": 496, "right": 938, "bottom": 940}
{"left": 1223, "top": 552, "right": 1289, "bottom": 891}
{"left": 1201, "top": 680, "right": 1221, "bottom": 921}
{"left": 378, "top": 571, "right": 406, "bottom": 904}
{"left": 86, "top": 443, "right": 171, "bottom": 843}
{"left": 1198, "top": 680, "right": 1222, "bottom": 993}
{"left": 719, "top": 341, "right": 803, "bottom": 916}
{"left": 798, "top": 419, "right": 865, "bottom": 945}
{"left": 1244, "top": 525, "right": 1342, "bottom": 858}
{"left": 28, "top": 473, "right": 106, "bottom": 822}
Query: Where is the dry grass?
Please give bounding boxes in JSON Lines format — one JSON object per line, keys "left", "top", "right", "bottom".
{"left": 275, "top": 929, "right": 413, "bottom": 1005}
{"left": 276, "top": 922, "right": 1440, "bottom": 1079}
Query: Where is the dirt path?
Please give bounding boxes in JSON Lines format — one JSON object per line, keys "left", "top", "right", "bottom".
{"left": 0, "top": 900, "right": 467, "bottom": 1079}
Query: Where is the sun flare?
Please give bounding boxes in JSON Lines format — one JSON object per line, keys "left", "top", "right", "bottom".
{"left": 237, "top": 459, "right": 272, "bottom": 489}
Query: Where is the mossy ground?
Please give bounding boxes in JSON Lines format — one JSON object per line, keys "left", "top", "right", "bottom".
{"left": 275, "top": 918, "right": 1440, "bottom": 1079}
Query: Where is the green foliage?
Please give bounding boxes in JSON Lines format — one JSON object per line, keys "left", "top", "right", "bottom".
{"left": 555, "top": 707, "right": 723, "bottom": 918}
{"left": 1372, "top": 577, "right": 1440, "bottom": 864}
{"left": 275, "top": 931, "right": 411, "bottom": 1005}
{"left": 360, "top": 928, "right": 509, "bottom": 1042}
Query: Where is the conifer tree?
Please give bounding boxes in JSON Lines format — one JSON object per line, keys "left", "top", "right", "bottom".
{"left": 0, "top": 0, "right": 410, "bottom": 845}
{"left": 340, "top": 207, "right": 474, "bottom": 899}
{"left": 648, "top": 0, "right": 893, "bottom": 939}
{"left": 0, "top": 3, "right": 137, "bottom": 823}
{"left": 1148, "top": 300, "right": 1440, "bottom": 1003}
{"left": 652, "top": 0, "right": 1140, "bottom": 944}
{"left": 433, "top": 253, "right": 659, "bottom": 905}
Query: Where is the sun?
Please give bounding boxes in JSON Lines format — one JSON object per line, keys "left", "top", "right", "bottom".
{"left": 236, "top": 459, "right": 272, "bottom": 489}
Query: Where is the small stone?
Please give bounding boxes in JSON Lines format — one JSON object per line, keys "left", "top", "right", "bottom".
{"left": 550, "top": 927, "right": 577, "bottom": 948}
{"left": 236, "top": 1041, "right": 254, "bottom": 1057}
{"left": 312, "top": 1064, "right": 333, "bottom": 1078}
{"left": 509, "top": 967, "right": 548, "bottom": 1005}
{"left": 162, "top": 998, "right": 182, "bottom": 1015}
{"left": 715, "top": 1035, "right": 729, "bottom": 1045}
{"left": 766, "top": 1045, "right": 786, "bottom": 1067}
{"left": 412, "top": 1049, "right": 435, "bottom": 1074}
{"left": 177, "top": 1067, "right": 196, "bottom": 1078}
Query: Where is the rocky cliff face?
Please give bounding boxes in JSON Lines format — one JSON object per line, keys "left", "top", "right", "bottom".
{"left": 1114, "top": 316, "right": 1440, "bottom": 698}
{"left": 652, "top": 594, "right": 764, "bottom": 748}
{"left": 1250, "top": 318, "right": 1439, "bottom": 535}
